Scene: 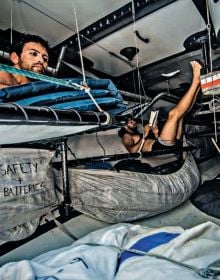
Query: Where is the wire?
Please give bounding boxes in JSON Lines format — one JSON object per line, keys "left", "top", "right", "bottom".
{"left": 80, "top": 241, "right": 219, "bottom": 279}
{"left": 131, "top": 1, "right": 148, "bottom": 134}
{"left": 206, "top": 0, "right": 218, "bottom": 142}
{"left": 20, "top": 0, "right": 74, "bottom": 33}
{"left": 95, "top": 131, "right": 106, "bottom": 157}
{"left": 19, "top": 0, "right": 134, "bottom": 69}
{"left": 72, "top": 0, "right": 86, "bottom": 86}
{"left": 10, "top": 0, "right": 14, "bottom": 45}
{"left": 71, "top": 0, "right": 110, "bottom": 114}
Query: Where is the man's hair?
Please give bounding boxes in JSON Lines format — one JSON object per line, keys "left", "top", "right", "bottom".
{"left": 10, "top": 34, "right": 49, "bottom": 56}
{"left": 118, "top": 127, "right": 127, "bottom": 138}
{"left": 124, "top": 114, "right": 136, "bottom": 124}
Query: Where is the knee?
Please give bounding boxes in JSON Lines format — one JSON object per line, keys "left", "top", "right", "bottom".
{"left": 167, "top": 108, "right": 181, "bottom": 122}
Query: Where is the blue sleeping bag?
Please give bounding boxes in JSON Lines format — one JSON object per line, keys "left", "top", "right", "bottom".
{"left": 0, "top": 78, "right": 122, "bottom": 102}
{"left": 0, "top": 78, "right": 126, "bottom": 114}
{"left": 15, "top": 90, "right": 111, "bottom": 106}
{"left": 51, "top": 97, "right": 119, "bottom": 111}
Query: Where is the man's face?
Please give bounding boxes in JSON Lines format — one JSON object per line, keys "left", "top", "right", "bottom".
{"left": 127, "top": 118, "right": 137, "bottom": 131}
{"left": 12, "top": 42, "right": 49, "bottom": 74}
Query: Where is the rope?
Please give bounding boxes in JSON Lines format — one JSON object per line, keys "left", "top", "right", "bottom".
{"left": 0, "top": 63, "right": 111, "bottom": 124}
{"left": 84, "top": 87, "right": 104, "bottom": 113}
{"left": 10, "top": 0, "right": 13, "bottom": 45}
{"left": 211, "top": 137, "right": 220, "bottom": 154}
{"left": 137, "top": 137, "right": 146, "bottom": 154}
{"left": 206, "top": 0, "right": 218, "bottom": 143}
{"left": 20, "top": 0, "right": 134, "bottom": 68}
{"left": 77, "top": 242, "right": 219, "bottom": 279}
{"left": 71, "top": 0, "right": 109, "bottom": 115}
{"left": 0, "top": 64, "right": 82, "bottom": 89}
{"left": 53, "top": 218, "right": 78, "bottom": 241}
{"left": 72, "top": 0, "right": 86, "bottom": 86}
{"left": 131, "top": 1, "right": 145, "bottom": 136}
{"left": 50, "top": 211, "right": 78, "bottom": 241}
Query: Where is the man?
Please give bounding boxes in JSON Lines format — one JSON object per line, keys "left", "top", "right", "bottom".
{"left": 0, "top": 34, "right": 49, "bottom": 89}
{"left": 118, "top": 61, "right": 202, "bottom": 153}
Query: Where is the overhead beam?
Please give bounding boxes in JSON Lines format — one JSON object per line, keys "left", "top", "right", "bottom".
{"left": 55, "top": 0, "right": 177, "bottom": 50}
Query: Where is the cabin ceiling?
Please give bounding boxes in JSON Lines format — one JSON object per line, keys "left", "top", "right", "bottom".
{"left": 0, "top": 0, "right": 219, "bottom": 97}
{"left": 0, "top": 0, "right": 133, "bottom": 46}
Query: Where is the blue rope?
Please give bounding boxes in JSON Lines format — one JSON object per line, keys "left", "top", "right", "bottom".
{"left": 0, "top": 63, "right": 82, "bottom": 90}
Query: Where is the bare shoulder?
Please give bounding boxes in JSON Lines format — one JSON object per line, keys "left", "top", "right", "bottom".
{"left": 0, "top": 71, "right": 17, "bottom": 88}
{"left": 122, "top": 133, "right": 135, "bottom": 150}
{"left": 123, "top": 133, "right": 133, "bottom": 143}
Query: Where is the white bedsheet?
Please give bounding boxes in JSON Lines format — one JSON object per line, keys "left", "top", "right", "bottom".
{"left": 0, "top": 221, "right": 220, "bottom": 280}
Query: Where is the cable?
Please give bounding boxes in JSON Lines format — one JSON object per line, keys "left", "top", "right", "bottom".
{"left": 10, "top": 0, "right": 14, "bottom": 45}
{"left": 131, "top": 1, "right": 145, "bottom": 133}
{"left": 206, "top": 0, "right": 218, "bottom": 142}
{"left": 19, "top": 0, "right": 134, "bottom": 68}
{"left": 72, "top": 0, "right": 86, "bottom": 86}
{"left": 95, "top": 131, "right": 106, "bottom": 157}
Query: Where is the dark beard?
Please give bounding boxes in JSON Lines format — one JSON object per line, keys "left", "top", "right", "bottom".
{"left": 130, "top": 126, "right": 139, "bottom": 134}
{"left": 18, "top": 60, "right": 45, "bottom": 74}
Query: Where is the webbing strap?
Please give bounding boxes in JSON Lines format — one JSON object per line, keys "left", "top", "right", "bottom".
{"left": 53, "top": 218, "right": 78, "bottom": 241}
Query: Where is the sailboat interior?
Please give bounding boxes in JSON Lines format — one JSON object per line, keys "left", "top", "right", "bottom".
{"left": 0, "top": 0, "right": 220, "bottom": 279}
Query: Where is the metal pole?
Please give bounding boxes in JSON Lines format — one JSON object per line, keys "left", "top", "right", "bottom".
{"left": 60, "top": 140, "right": 71, "bottom": 217}
{"left": 55, "top": 45, "right": 67, "bottom": 74}
{"left": 201, "top": 40, "right": 210, "bottom": 73}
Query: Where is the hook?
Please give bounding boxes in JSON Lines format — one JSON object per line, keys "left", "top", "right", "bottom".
{"left": 135, "top": 30, "right": 150, "bottom": 44}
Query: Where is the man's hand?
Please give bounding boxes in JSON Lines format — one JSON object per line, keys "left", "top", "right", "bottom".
{"left": 143, "top": 123, "right": 151, "bottom": 138}
{"left": 191, "top": 61, "right": 202, "bottom": 83}
{"left": 151, "top": 123, "right": 159, "bottom": 139}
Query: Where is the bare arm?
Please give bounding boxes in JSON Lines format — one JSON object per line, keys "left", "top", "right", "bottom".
{"left": 0, "top": 71, "right": 17, "bottom": 89}
{"left": 121, "top": 122, "right": 154, "bottom": 153}
{"left": 151, "top": 124, "right": 159, "bottom": 139}
{"left": 143, "top": 123, "right": 151, "bottom": 137}
{"left": 122, "top": 134, "right": 144, "bottom": 153}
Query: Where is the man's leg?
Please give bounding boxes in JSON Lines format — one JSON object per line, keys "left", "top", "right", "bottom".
{"left": 175, "top": 86, "right": 200, "bottom": 140}
{"left": 159, "top": 61, "right": 202, "bottom": 144}
{"left": 176, "top": 118, "right": 183, "bottom": 140}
